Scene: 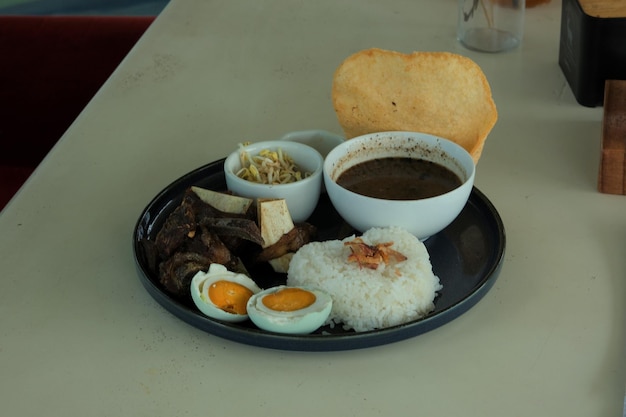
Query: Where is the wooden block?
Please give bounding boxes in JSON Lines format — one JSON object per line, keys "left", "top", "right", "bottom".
{"left": 578, "top": 0, "right": 626, "bottom": 18}
{"left": 598, "top": 80, "right": 626, "bottom": 195}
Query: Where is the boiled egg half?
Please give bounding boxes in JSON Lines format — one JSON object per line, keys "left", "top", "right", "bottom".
{"left": 246, "top": 285, "right": 332, "bottom": 334}
{"left": 190, "top": 263, "right": 261, "bottom": 322}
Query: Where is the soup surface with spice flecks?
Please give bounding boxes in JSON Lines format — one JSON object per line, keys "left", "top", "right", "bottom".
{"left": 336, "top": 157, "right": 462, "bottom": 200}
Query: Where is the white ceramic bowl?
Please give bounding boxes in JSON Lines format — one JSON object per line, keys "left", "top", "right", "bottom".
{"left": 323, "top": 131, "right": 476, "bottom": 240}
{"left": 224, "top": 140, "right": 324, "bottom": 222}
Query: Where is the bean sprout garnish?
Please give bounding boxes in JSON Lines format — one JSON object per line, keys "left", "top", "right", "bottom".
{"left": 235, "top": 143, "right": 310, "bottom": 184}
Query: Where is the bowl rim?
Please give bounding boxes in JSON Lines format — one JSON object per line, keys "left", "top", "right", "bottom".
{"left": 224, "top": 140, "right": 324, "bottom": 189}
{"left": 323, "top": 131, "right": 476, "bottom": 203}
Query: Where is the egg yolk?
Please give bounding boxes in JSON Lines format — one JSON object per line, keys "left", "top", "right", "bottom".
{"left": 262, "top": 287, "right": 316, "bottom": 312}
{"left": 208, "top": 280, "right": 254, "bottom": 315}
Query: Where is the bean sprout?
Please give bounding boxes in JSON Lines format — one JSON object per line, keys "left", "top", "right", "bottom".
{"left": 235, "top": 143, "right": 310, "bottom": 184}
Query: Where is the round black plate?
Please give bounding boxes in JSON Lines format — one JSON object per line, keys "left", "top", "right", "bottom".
{"left": 133, "top": 159, "right": 506, "bottom": 351}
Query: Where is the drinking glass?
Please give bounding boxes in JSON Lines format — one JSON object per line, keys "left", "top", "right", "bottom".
{"left": 457, "top": 0, "right": 525, "bottom": 53}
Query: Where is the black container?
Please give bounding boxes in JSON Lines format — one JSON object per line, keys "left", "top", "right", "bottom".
{"left": 559, "top": 0, "right": 626, "bottom": 107}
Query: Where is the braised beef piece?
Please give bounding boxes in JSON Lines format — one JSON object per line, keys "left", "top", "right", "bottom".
{"left": 158, "top": 227, "right": 240, "bottom": 298}
{"left": 256, "top": 223, "right": 317, "bottom": 262}
{"left": 198, "top": 226, "right": 238, "bottom": 268}
{"left": 192, "top": 193, "right": 263, "bottom": 252}
{"left": 155, "top": 192, "right": 197, "bottom": 259}
{"left": 159, "top": 252, "right": 212, "bottom": 298}
{"left": 199, "top": 217, "right": 264, "bottom": 247}
{"left": 155, "top": 189, "right": 261, "bottom": 259}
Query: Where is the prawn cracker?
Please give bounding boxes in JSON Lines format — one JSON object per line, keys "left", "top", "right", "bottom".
{"left": 331, "top": 48, "right": 498, "bottom": 163}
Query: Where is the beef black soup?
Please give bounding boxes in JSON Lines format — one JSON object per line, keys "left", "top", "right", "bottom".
{"left": 336, "top": 157, "right": 462, "bottom": 200}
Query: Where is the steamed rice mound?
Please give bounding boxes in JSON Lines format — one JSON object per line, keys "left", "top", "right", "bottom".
{"left": 287, "top": 227, "right": 442, "bottom": 332}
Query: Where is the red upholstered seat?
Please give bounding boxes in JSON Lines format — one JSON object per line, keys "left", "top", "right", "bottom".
{"left": 0, "top": 15, "right": 155, "bottom": 210}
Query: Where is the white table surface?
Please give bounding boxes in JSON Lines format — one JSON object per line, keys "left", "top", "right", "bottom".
{"left": 1, "top": 0, "right": 625, "bottom": 416}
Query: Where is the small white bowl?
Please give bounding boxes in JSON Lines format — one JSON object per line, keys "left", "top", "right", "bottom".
{"left": 224, "top": 140, "right": 324, "bottom": 222}
{"left": 323, "top": 131, "right": 475, "bottom": 240}
{"left": 279, "top": 130, "right": 345, "bottom": 158}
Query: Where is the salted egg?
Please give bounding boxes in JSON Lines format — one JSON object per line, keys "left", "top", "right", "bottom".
{"left": 190, "top": 264, "right": 261, "bottom": 322}
{"left": 246, "top": 285, "right": 332, "bottom": 334}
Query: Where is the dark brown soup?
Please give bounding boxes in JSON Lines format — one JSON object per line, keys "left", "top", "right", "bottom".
{"left": 336, "top": 157, "right": 462, "bottom": 200}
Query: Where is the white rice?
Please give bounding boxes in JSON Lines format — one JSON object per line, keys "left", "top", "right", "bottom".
{"left": 287, "top": 227, "right": 442, "bottom": 332}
